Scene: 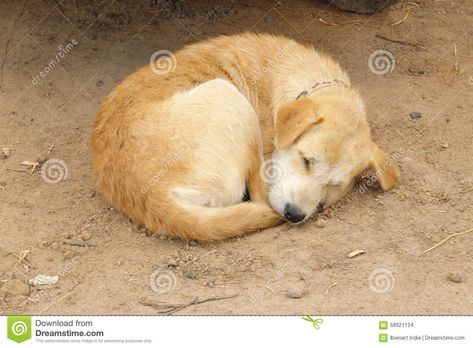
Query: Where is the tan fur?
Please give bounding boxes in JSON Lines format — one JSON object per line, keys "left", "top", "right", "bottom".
{"left": 275, "top": 99, "right": 324, "bottom": 149}
{"left": 91, "top": 33, "right": 400, "bottom": 240}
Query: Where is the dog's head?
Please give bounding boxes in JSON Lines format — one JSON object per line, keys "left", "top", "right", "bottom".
{"left": 268, "top": 90, "right": 400, "bottom": 224}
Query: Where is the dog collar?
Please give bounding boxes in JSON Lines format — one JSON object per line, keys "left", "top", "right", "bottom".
{"left": 295, "top": 78, "right": 347, "bottom": 100}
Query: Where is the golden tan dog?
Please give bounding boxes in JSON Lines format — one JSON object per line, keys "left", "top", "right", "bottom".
{"left": 91, "top": 33, "right": 400, "bottom": 240}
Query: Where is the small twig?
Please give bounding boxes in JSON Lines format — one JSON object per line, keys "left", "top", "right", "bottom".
{"left": 17, "top": 249, "right": 30, "bottom": 264}
{"left": 318, "top": 17, "right": 337, "bottom": 26}
{"left": 344, "top": 20, "right": 363, "bottom": 25}
{"left": 299, "top": 271, "right": 310, "bottom": 287}
{"left": 453, "top": 43, "right": 461, "bottom": 74}
{"left": 412, "top": 126, "right": 423, "bottom": 135}
{"left": 6, "top": 168, "right": 29, "bottom": 173}
{"left": 46, "top": 145, "right": 54, "bottom": 156}
{"left": 402, "top": 1, "right": 420, "bottom": 10}
{"left": 390, "top": 11, "right": 410, "bottom": 27}
{"left": 200, "top": 249, "right": 217, "bottom": 259}
{"left": 375, "top": 34, "right": 425, "bottom": 50}
{"left": 63, "top": 239, "right": 97, "bottom": 247}
{"left": 325, "top": 282, "right": 338, "bottom": 295}
{"left": 235, "top": 2, "right": 268, "bottom": 11}
{"left": 423, "top": 228, "right": 473, "bottom": 254}
{"left": 140, "top": 293, "right": 239, "bottom": 315}
{"left": 211, "top": 280, "right": 242, "bottom": 286}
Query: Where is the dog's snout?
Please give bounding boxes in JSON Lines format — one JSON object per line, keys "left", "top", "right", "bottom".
{"left": 317, "top": 200, "right": 327, "bottom": 213}
{"left": 284, "top": 203, "right": 306, "bottom": 223}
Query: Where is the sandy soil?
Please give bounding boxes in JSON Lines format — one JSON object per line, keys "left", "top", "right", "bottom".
{"left": 1, "top": 0, "right": 472, "bottom": 315}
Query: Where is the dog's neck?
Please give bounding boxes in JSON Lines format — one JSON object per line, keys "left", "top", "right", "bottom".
{"left": 218, "top": 36, "right": 351, "bottom": 157}
{"left": 294, "top": 78, "right": 348, "bottom": 100}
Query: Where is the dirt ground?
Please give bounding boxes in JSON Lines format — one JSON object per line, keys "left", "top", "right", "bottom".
{"left": 1, "top": 0, "right": 472, "bottom": 315}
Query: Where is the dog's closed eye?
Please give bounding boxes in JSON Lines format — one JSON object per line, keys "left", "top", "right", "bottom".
{"left": 302, "top": 156, "right": 310, "bottom": 169}
{"left": 300, "top": 152, "right": 318, "bottom": 170}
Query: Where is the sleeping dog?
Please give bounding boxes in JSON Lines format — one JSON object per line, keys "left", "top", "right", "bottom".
{"left": 91, "top": 33, "right": 400, "bottom": 240}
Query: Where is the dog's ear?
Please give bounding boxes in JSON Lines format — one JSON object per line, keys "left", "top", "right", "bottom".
{"left": 369, "top": 142, "right": 400, "bottom": 191}
{"left": 275, "top": 99, "right": 324, "bottom": 149}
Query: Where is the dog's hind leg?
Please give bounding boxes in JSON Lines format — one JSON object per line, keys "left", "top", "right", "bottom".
{"left": 144, "top": 79, "right": 283, "bottom": 239}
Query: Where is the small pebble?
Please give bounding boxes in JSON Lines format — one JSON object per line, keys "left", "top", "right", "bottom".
{"left": 184, "top": 266, "right": 196, "bottom": 279}
{"left": 2, "top": 147, "right": 11, "bottom": 158}
{"left": 28, "top": 275, "right": 59, "bottom": 286}
{"left": 79, "top": 231, "right": 91, "bottom": 241}
{"left": 447, "top": 272, "right": 463, "bottom": 283}
{"left": 286, "top": 287, "right": 303, "bottom": 299}
{"left": 167, "top": 258, "right": 178, "bottom": 267}
{"left": 410, "top": 111, "right": 422, "bottom": 119}
{"left": 315, "top": 218, "right": 327, "bottom": 228}
{"left": 440, "top": 141, "right": 449, "bottom": 149}
{"left": 189, "top": 240, "right": 198, "bottom": 247}
{"left": 64, "top": 250, "right": 75, "bottom": 260}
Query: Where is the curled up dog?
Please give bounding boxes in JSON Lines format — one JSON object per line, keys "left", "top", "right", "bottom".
{"left": 91, "top": 33, "right": 400, "bottom": 240}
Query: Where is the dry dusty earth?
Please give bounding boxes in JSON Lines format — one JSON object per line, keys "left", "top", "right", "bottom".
{"left": 1, "top": 0, "right": 473, "bottom": 315}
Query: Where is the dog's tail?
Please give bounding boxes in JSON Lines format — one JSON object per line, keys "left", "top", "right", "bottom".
{"left": 148, "top": 197, "right": 282, "bottom": 241}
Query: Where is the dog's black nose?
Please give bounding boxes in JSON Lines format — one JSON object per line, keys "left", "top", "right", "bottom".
{"left": 284, "top": 203, "right": 306, "bottom": 223}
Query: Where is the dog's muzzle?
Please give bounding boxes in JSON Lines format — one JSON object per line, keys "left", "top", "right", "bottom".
{"left": 284, "top": 203, "right": 306, "bottom": 223}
